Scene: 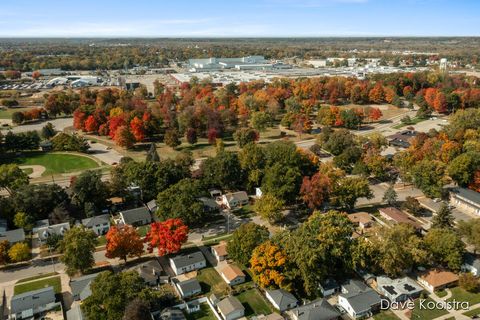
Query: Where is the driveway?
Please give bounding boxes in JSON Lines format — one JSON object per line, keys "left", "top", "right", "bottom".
{"left": 87, "top": 142, "right": 123, "bottom": 165}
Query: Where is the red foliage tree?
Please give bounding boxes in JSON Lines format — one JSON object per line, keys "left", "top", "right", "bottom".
{"left": 84, "top": 115, "right": 99, "bottom": 133}
{"left": 98, "top": 123, "right": 109, "bottom": 136}
{"left": 31, "top": 71, "right": 41, "bottom": 79}
{"left": 108, "top": 115, "right": 126, "bottom": 139}
{"left": 424, "top": 88, "right": 438, "bottom": 108}
{"left": 73, "top": 110, "right": 87, "bottom": 130}
{"left": 207, "top": 128, "right": 219, "bottom": 144}
{"left": 114, "top": 125, "right": 135, "bottom": 149}
{"left": 368, "top": 107, "right": 383, "bottom": 122}
{"left": 433, "top": 91, "right": 447, "bottom": 113}
{"left": 105, "top": 225, "right": 144, "bottom": 263}
{"left": 145, "top": 219, "right": 189, "bottom": 256}
{"left": 300, "top": 173, "right": 332, "bottom": 209}
{"left": 130, "top": 116, "right": 145, "bottom": 142}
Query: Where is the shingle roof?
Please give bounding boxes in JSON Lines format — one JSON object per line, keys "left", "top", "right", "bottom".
{"left": 464, "top": 253, "right": 480, "bottom": 270}
{"left": 225, "top": 191, "right": 249, "bottom": 203}
{"left": 120, "top": 207, "right": 152, "bottom": 225}
{"left": 450, "top": 187, "right": 480, "bottom": 206}
{"left": 135, "top": 259, "right": 163, "bottom": 283}
{"left": 177, "top": 278, "right": 201, "bottom": 294}
{"left": 10, "top": 286, "right": 56, "bottom": 314}
{"left": 0, "top": 228, "right": 25, "bottom": 243}
{"left": 342, "top": 289, "right": 382, "bottom": 314}
{"left": 419, "top": 269, "right": 459, "bottom": 288}
{"left": 266, "top": 289, "right": 298, "bottom": 310}
{"left": 70, "top": 273, "right": 100, "bottom": 301}
{"left": 217, "top": 296, "right": 244, "bottom": 316}
{"left": 81, "top": 214, "right": 110, "bottom": 228}
{"left": 161, "top": 308, "right": 186, "bottom": 320}
{"left": 170, "top": 252, "right": 205, "bottom": 269}
{"left": 212, "top": 242, "right": 228, "bottom": 257}
{"left": 292, "top": 298, "right": 339, "bottom": 320}
{"left": 221, "top": 265, "right": 245, "bottom": 282}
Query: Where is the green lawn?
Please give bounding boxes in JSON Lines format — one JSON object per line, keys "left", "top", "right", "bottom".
{"left": 21, "top": 167, "right": 33, "bottom": 175}
{"left": 393, "top": 117, "right": 427, "bottom": 129}
{"left": 136, "top": 225, "right": 150, "bottom": 237}
{"left": 236, "top": 289, "right": 273, "bottom": 317}
{"left": 435, "top": 290, "right": 448, "bottom": 298}
{"left": 97, "top": 235, "right": 107, "bottom": 246}
{"left": 464, "top": 307, "right": 480, "bottom": 317}
{"left": 16, "top": 272, "right": 58, "bottom": 283}
{"left": 0, "top": 107, "right": 31, "bottom": 119}
{"left": 411, "top": 298, "right": 449, "bottom": 320}
{"left": 185, "top": 304, "right": 216, "bottom": 320}
{"left": 14, "top": 276, "right": 62, "bottom": 294}
{"left": 373, "top": 310, "right": 400, "bottom": 320}
{"left": 196, "top": 267, "right": 229, "bottom": 296}
{"left": 1, "top": 152, "right": 99, "bottom": 176}
{"left": 447, "top": 287, "right": 480, "bottom": 305}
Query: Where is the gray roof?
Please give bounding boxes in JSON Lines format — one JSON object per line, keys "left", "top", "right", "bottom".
{"left": 0, "top": 228, "right": 25, "bottom": 243}
{"left": 341, "top": 280, "right": 381, "bottom": 314}
{"left": 217, "top": 296, "right": 245, "bottom": 316}
{"left": 266, "top": 289, "right": 298, "bottom": 309}
{"left": 81, "top": 214, "right": 110, "bottom": 228}
{"left": 170, "top": 252, "right": 205, "bottom": 269}
{"left": 160, "top": 308, "right": 186, "bottom": 320}
{"left": 224, "top": 191, "right": 249, "bottom": 203}
{"left": 10, "top": 286, "right": 56, "bottom": 314}
{"left": 66, "top": 305, "right": 84, "bottom": 320}
{"left": 146, "top": 199, "right": 158, "bottom": 212}
{"left": 320, "top": 278, "right": 339, "bottom": 291}
{"left": 292, "top": 298, "right": 339, "bottom": 320}
{"left": 450, "top": 187, "right": 480, "bottom": 206}
{"left": 34, "top": 222, "right": 70, "bottom": 241}
{"left": 177, "top": 278, "right": 201, "bottom": 294}
{"left": 70, "top": 273, "right": 100, "bottom": 300}
{"left": 464, "top": 253, "right": 480, "bottom": 270}
{"left": 376, "top": 276, "right": 423, "bottom": 300}
{"left": 135, "top": 259, "right": 163, "bottom": 282}
{"left": 120, "top": 207, "right": 152, "bottom": 225}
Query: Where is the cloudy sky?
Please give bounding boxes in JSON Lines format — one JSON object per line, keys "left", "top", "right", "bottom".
{"left": 1, "top": 0, "right": 479, "bottom": 37}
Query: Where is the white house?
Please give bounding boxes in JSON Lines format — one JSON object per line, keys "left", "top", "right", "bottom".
{"left": 81, "top": 214, "right": 110, "bottom": 236}
{"left": 211, "top": 242, "right": 228, "bottom": 262}
{"left": 169, "top": 252, "right": 206, "bottom": 276}
{"left": 220, "top": 265, "right": 245, "bottom": 286}
{"left": 338, "top": 280, "right": 381, "bottom": 319}
{"left": 265, "top": 289, "right": 298, "bottom": 312}
{"left": 217, "top": 296, "right": 245, "bottom": 320}
{"left": 33, "top": 220, "right": 70, "bottom": 244}
{"left": 175, "top": 278, "right": 202, "bottom": 298}
{"left": 376, "top": 276, "right": 423, "bottom": 302}
{"left": 462, "top": 253, "right": 480, "bottom": 276}
{"left": 222, "top": 191, "right": 249, "bottom": 209}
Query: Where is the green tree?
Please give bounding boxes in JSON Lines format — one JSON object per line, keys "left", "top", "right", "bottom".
{"left": 321, "top": 129, "right": 357, "bottom": 156}
{"left": 8, "top": 242, "right": 30, "bottom": 262}
{"left": 233, "top": 128, "right": 259, "bottom": 148}
{"left": 251, "top": 111, "right": 273, "bottom": 132}
{"left": 200, "top": 151, "right": 245, "bottom": 190}
{"left": 13, "top": 184, "right": 69, "bottom": 221}
{"left": 60, "top": 226, "right": 97, "bottom": 276}
{"left": 424, "top": 228, "right": 465, "bottom": 270}
{"left": 164, "top": 128, "right": 180, "bottom": 149}
{"left": 331, "top": 176, "right": 373, "bottom": 211}
{"left": 71, "top": 170, "right": 109, "bottom": 215}
{"left": 0, "top": 240, "right": 10, "bottom": 265}
{"left": 447, "top": 152, "right": 480, "bottom": 187}
{"left": 254, "top": 194, "right": 285, "bottom": 223}
{"left": 227, "top": 223, "right": 269, "bottom": 266}
{"left": 13, "top": 212, "right": 34, "bottom": 232}
{"left": 458, "top": 219, "right": 480, "bottom": 253}
{"left": 431, "top": 204, "right": 454, "bottom": 229}
{"left": 459, "top": 273, "right": 479, "bottom": 293}
{"left": 123, "top": 298, "right": 151, "bottom": 320}
{"left": 238, "top": 143, "right": 266, "bottom": 190}
{"left": 82, "top": 271, "right": 151, "bottom": 320}
{"left": 262, "top": 163, "right": 302, "bottom": 204}
{"left": 382, "top": 185, "right": 398, "bottom": 206}
{"left": 402, "top": 196, "right": 423, "bottom": 216}
{"left": 411, "top": 160, "right": 446, "bottom": 198}
{"left": 51, "top": 133, "right": 89, "bottom": 152}
{"left": 41, "top": 122, "right": 57, "bottom": 139}
{"left": 0, "top": 164, "right": 29, "bottom": 195}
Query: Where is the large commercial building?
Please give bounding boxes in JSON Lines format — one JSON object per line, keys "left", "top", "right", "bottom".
{"left": 188, "top": 56, "right": 271, "bottom": 71}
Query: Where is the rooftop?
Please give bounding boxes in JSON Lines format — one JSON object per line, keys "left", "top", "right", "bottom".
{"left": 266, "top": 289, "right": 297, "bottom": 309}
{"left": 292, "top": 298, "right": 339, "bottom": 320}
{"left": 379, "top": 207, "right": 422, "bottom": 230}
{"left": 170, "top": 251, "right": 205, "bottom": 269}
{"left": 217, "top": 296, "right": 245, "bottom": 316}
{"left": 450, "top": 187, "right": 480, "bottom": 206}
{"left": 419, "top": 269, "right": 459, "bottom": 287}
{"left": 10, "top": 286, "right": 56, "bottom": 314}
{"left": 212, "top": 242, "right": 228, "bottom": 257}
{"left": 220, "top": 264, "right": 245, "bottom": 282}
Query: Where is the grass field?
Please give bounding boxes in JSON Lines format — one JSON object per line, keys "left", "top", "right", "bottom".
{"left": 1, "top": 152, "right": 99, "bottom": 176}
{"left": 411, "top": 298, "right": 449, "bottom": 320}
{"left": 447, "top": 287, "right": 480, "bottom": 305}
{"left": 373, "top": 310, "right": 400, "bottom": 320}
{"left": 196, "top": 267, "right": 229, "bottom": 296}
{"left": 14, "top": 276, "right": 62, "bottom": 294}
{"left": 0, "top": 107, "right": 31, "bottom": 119}
{"left": 393, "top": 116, "right": 427, "bottom": 129}
{"left": 435, "top": 290, "right": 448, "bottom": 298}
{"left": 236, "top": 289, "right": 273, "bottom": 317}
{"left": 17, "top": 272, "right": 58, "bottom": 283}
{"left": 185, "top": 304, "right": 216, "bottom": 320}
{"left": 463, "top": 307, "right": 480, "bottom": 317}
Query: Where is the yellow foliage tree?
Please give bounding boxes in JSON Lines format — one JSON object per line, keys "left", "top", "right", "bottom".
{"left": 250, "top": 241, "right": 291, "bottom": 290}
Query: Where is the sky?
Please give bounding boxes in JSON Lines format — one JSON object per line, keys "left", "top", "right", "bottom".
{"left": 0, "top": 0, "right": 479, "bottom": 37}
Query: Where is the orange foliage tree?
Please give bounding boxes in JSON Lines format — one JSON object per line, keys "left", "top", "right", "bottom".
{"left": 250, "top": 241, "right": 291, "bottom": 290}
{"left": 130, "top": 116, "right": 145, "bottom": 142}
{"left": 300, "top": 172, "right": 332, "bottom": 209}
{"left": 145, "top": 219, "right": 189, "bottom": 256}
{"left": 105, "top": 225, "right": 144, "bottom": 263}
{"left": 84, "top": 115, "right": 99, "bottom": 133}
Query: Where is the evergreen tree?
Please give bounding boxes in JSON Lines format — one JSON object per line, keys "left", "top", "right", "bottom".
{"left": 431, "top": 204, "right": 454, "bottom": 229}
{"left": 145, "top": 143, "right": 160, "bottom": 162}
{"left": 382, "top": 185, "right": 398, "bottom": 206}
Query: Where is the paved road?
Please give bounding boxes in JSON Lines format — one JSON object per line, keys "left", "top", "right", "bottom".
{"left": 87, "top": 142, "right": 123, "bottom": 165}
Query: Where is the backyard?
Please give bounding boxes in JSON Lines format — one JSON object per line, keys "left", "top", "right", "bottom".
{"left": 447, "top": 287, "right": 480, "bottom": 305}
{"left": 373, "top": 310, "right": 400, "bottom": 320}
{"left": 185, "top": 304, "right": 216, "bottom": 320}
{"left": 236, "top": 289, "right": 273, "bottom": 317}
{"left": 14, "top": 276, "right": 62, "bottom": 295}
{"left": 1, "top": 152, "right": 100, "bottom": 176}
{"left": 196, "top": 267, "right": 229, "bottom": 296}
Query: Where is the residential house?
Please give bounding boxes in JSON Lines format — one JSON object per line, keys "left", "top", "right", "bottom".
{"left": 118, "top": 206, "right": 152, "bottom": 227}
{"left": 450, "top": 187, "right": 480, "bottom": 216}
{"left": 347, "top": 212, "right": 374, "bottom": 230}
{"left": 70, "top": 273, "right": 100, "bottom": 301}
{"left": 265, "top": 289, "right": 298, "bottom": 312}
{"left": 134, "top": 259, "right": 167, "bottom": 286}
{"left": 185, "top": 300, "right": 200, "bottom": 313}
{"left": 337, "top": 279, "right": 381, "bottom": 319}
{"left": 0, "top": 228, "right": 25, "bottom": 244}
{"left": 376, "top": 276, "right": 423, "bottom": 302}
{"left": 220, "top": 265, "right": 246, "bottom": 286}
{"left": 210, "top": 293, "right": 221, "bottom": 306}
{"left": 222, "top": 191, "right": 249, "bottom": 209}
{"left": 387, "top": 130, "right": 417, "bottom": 148}
{"left": 462, "top": 253, "right": 480, "bottom": 276}
{"left": 66, "top": 305, "right": 84, "bottom": 320}
{"left": 378, "top": 207, "right": 423, "bottom": 231}
{"left": 198, "top": 197, "right": 220, "bottom": 212}
{"left": 211, "top": 242, "right": 228, "bottom": 262}
{"left": 291, "top": 298, "right": 339, "bottom": 320}
{"left": 417, "top": 269, "right": 459, "bottom": 293}
{"left": 210, "top": 189, "right": 222, "bottom": 199}
{"left": 217, "top": 296, "right": 245, "bottom": 320}
{"left": 33, "top": 220, "right": 70, "bottom": 243}
{"left": 169, "top": 252, "right": 206, "bottom": 275}
{"left": 81, "top": 214, "right": 110, "bottom": 236}
{"left": 10, "top": 287, "right": 59, "bottom": 320}
{"left": 160, "top": 308, "right": 186, "bottom": 320}
{"left": 146, "top": 199, "right": 158, "bottom": 213}
{"left": 175, "top": 278, "right": 202, "bottom": 298}
{"left": 319, "top": 278, "right": 340, "bottom": 297}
